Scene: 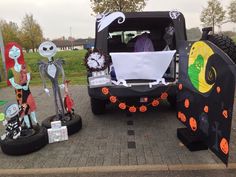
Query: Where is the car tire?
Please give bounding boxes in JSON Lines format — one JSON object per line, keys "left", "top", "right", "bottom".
{"left": 42, "top": 114, "right": 82, "bottom": 136}
{"left": 90, "top": 98, "right": 106, "bottom": 115}
{"left": 208, "top": 34, "right": 236, "bottom": 64}
{"left": 0, "top": 126, "right": 48, "bottom": 155}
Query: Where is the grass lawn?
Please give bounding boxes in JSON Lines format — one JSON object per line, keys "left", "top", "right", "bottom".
{"left": 0, "top": 50, "right": 88, "bottom": 87}
{"left": 233, "top": 36, "right": 236, "bottom": 43}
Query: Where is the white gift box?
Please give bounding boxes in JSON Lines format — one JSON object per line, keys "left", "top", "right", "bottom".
{"left": 47, "top": 121, "right": 68, "bottom": 144}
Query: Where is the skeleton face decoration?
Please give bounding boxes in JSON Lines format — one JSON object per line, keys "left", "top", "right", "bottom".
{"left": 5, "top": 104, "right": 19, "bottom": 119}
{"left": 9, "top": 46, "right": 21, "bottom": 60}
{"left": 39, "top": 41, "right": 57, "bottom": 59}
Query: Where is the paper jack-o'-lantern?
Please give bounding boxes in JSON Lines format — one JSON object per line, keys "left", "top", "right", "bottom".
{"left": 119, "top": 103, "right": 126, "bottom": 110}
{"left": 178, "top": 83, "right": 183, "bottom": 90}
{"left": 220, "top": 138, "right": 229, "bottom": 155}
{"left": 102, "top": 87, "right": 109, "bottom": 95}
{"left": 178, "top": 112, "right": 186, "bottom": 123}
{"left": 129, "top": 106, "right": 137, "bottom": 113}
{"left": 204, "top": 105, "right": 209, "bottom": 113}
{"left": 189, "top": 117, "right": 197, "bottom": 131}
{"left": 184, "top": 99, "right": 190, "bottom": 108}
{"left": 109, "top": 96, "right": 117, "bottom": 103}
{"left": 139, "top": 105, "right": 147, "bottom": 113}
{"left": 161, "top": 92, "right": 168, "bottom": 100}
{"left": 222, "top": 110, "right": 228, "bottom": 119}
{"left": 152, "top": 99, "right": 159, "bottom": 107}
{"left": 216, "top": 86, "right": 221, "bottom": 94}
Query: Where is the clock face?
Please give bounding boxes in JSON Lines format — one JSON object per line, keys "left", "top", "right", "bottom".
{"left": 87, "top": 52, "right": 106, "bottom": 70}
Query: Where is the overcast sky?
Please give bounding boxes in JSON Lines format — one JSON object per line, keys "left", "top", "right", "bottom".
{"left": 0, "top": 0, "right": 235, "bottom": 39}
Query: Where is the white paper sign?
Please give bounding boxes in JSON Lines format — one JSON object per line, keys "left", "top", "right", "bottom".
{"left": 110, "top": 51, "right": 176, "bottom": 81}
{"left": 89, "top": 75, "right": 112, "bottom": 88}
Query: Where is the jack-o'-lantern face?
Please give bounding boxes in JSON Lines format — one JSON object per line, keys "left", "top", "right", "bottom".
{"left": 220, "top": 138, "right": 229, "bottom": 155}
{"left": 119, "top": 103, "right": 126, "bottom": 110}
{"left": 109, "top": 96, "right": 117, "bottom": 103}
{"left": 189, "top": 117, "right": 197, "bottom": 131}
{"left": 178, "top": 112, "right": 186, "bottom": 123}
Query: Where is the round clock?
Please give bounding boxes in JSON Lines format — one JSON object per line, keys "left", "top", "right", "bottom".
{"left": 85, "top": 50, "right": 108, "bottom": 72}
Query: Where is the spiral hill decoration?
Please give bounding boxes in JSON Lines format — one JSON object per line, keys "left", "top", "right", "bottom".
{"left": 188, "top": 41, "right": 215, "bottom": 93}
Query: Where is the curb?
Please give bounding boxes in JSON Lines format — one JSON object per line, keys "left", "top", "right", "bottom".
{"left": 0, "top": 163, "right": 235, "bottom": 175}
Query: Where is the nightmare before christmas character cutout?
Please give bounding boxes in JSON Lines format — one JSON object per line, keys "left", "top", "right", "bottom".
{"left": 177, "top": 40, "right": 236, "bottom": 165}
{"left": 0, "top": 42, "right": 48, "bottom": 155}
{"left": 64, "top": 80, "right": 75, "bottom": 118}
{"left": 5, "top": 42, "right": 38, "bottom": 128}
{"left": 38, "top": 41, "right": 82, "bottom": 135}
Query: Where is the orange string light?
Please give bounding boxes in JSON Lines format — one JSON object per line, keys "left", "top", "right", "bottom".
{"left": 101, "top": 86, "right": 170, "bottom": 113}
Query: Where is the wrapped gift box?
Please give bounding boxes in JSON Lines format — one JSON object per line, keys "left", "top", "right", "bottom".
{"left": 47, "top": 121, "right": 68, "bottom": 143}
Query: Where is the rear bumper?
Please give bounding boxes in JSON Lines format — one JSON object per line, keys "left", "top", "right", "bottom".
{"left": 88, "top": 83, "right": 177, "bottom": 100}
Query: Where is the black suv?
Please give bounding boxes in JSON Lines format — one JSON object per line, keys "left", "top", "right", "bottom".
{"left": 87, "top": 11, "right": 236, "bottom": 115}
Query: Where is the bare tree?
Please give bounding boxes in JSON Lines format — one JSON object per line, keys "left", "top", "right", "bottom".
{"left": 90, "top": 0, "right": 148, "bottom": 14}
{"left": 200, "top": 0, "right": 226, "bottom": 33}
{"left": 228, "top": 0, "right": 236, "bottom": 23}
{"left": 20, "top": 14, "right": 43, "bottom": 52}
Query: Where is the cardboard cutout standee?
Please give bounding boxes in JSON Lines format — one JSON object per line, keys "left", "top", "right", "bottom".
{"left": 38, "top": 41, "right": 82, "bottom": 136}
{"left": 0, "top": 42, "right": 48, "bottom": 155}
{"left": 177, "top": 40, "right": 236, "bottom": 165}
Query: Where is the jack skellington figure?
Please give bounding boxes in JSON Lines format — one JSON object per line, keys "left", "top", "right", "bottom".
{"left": 38, "top": 41, "right": 66, "bottom": 120}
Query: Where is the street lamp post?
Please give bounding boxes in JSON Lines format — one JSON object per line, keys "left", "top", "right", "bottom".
{"left": 0, "top": 28, "right": 6, "bottom": 80}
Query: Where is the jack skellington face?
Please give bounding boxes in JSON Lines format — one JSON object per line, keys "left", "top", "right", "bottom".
{"left": 39, "top": 41, "right": 57, "bottom": 59}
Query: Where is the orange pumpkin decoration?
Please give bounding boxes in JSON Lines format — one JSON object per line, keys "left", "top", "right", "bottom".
{"left": 180, "top": 113, "right": 187, "bottom": 123}
{"left": 220, "top": 138, "right": 229, "bottom": 155}
{"left": 139, "top": 105, "right": 147, "bottom": 113}
{"left": 119, "top": 103, "right": 126, "bottom": 110}
{"left": 101, "top": 87, "right": 109, "bottom": 95}
{"left": 178, "top": 112, "right": 186, "bottom": 123}
{"left": 184, "top": 99, "right": 190, "bottom": 109}
{"left": 161, "top": 92, "right": 168, "bottom": 100}
{"left": 178, "top": 83, "right": 183, "bottom": 90}
{"left": 151, "top": 99, "right": 159, "bottom": 107}
{"left": 204, "top": 105, "right": 209, "bottom": 113}
{"left": 216, "top": 86, "right": 221, "bottom": 94}
{"left": 109, "top": 96, "right": 117, "bottom": 103}
{"left": 178, "top": 112, "right": 182, "bottom": 119}
{"left": 189, "top": 117, "right": 197, "bottom": 132}
{"left": 222, "top": 110, "right": 228, "bottom": 119}
{"left": 129, "top": 106, "right": 137, "bottom": 113}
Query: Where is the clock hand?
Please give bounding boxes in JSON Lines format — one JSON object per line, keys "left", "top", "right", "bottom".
{"left": 91, "top": 58, "right": 100, "bottom": 66}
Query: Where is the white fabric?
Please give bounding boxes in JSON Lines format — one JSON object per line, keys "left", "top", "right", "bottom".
{"left": 110, "top": 51, "right": 176, "bottom": 81}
